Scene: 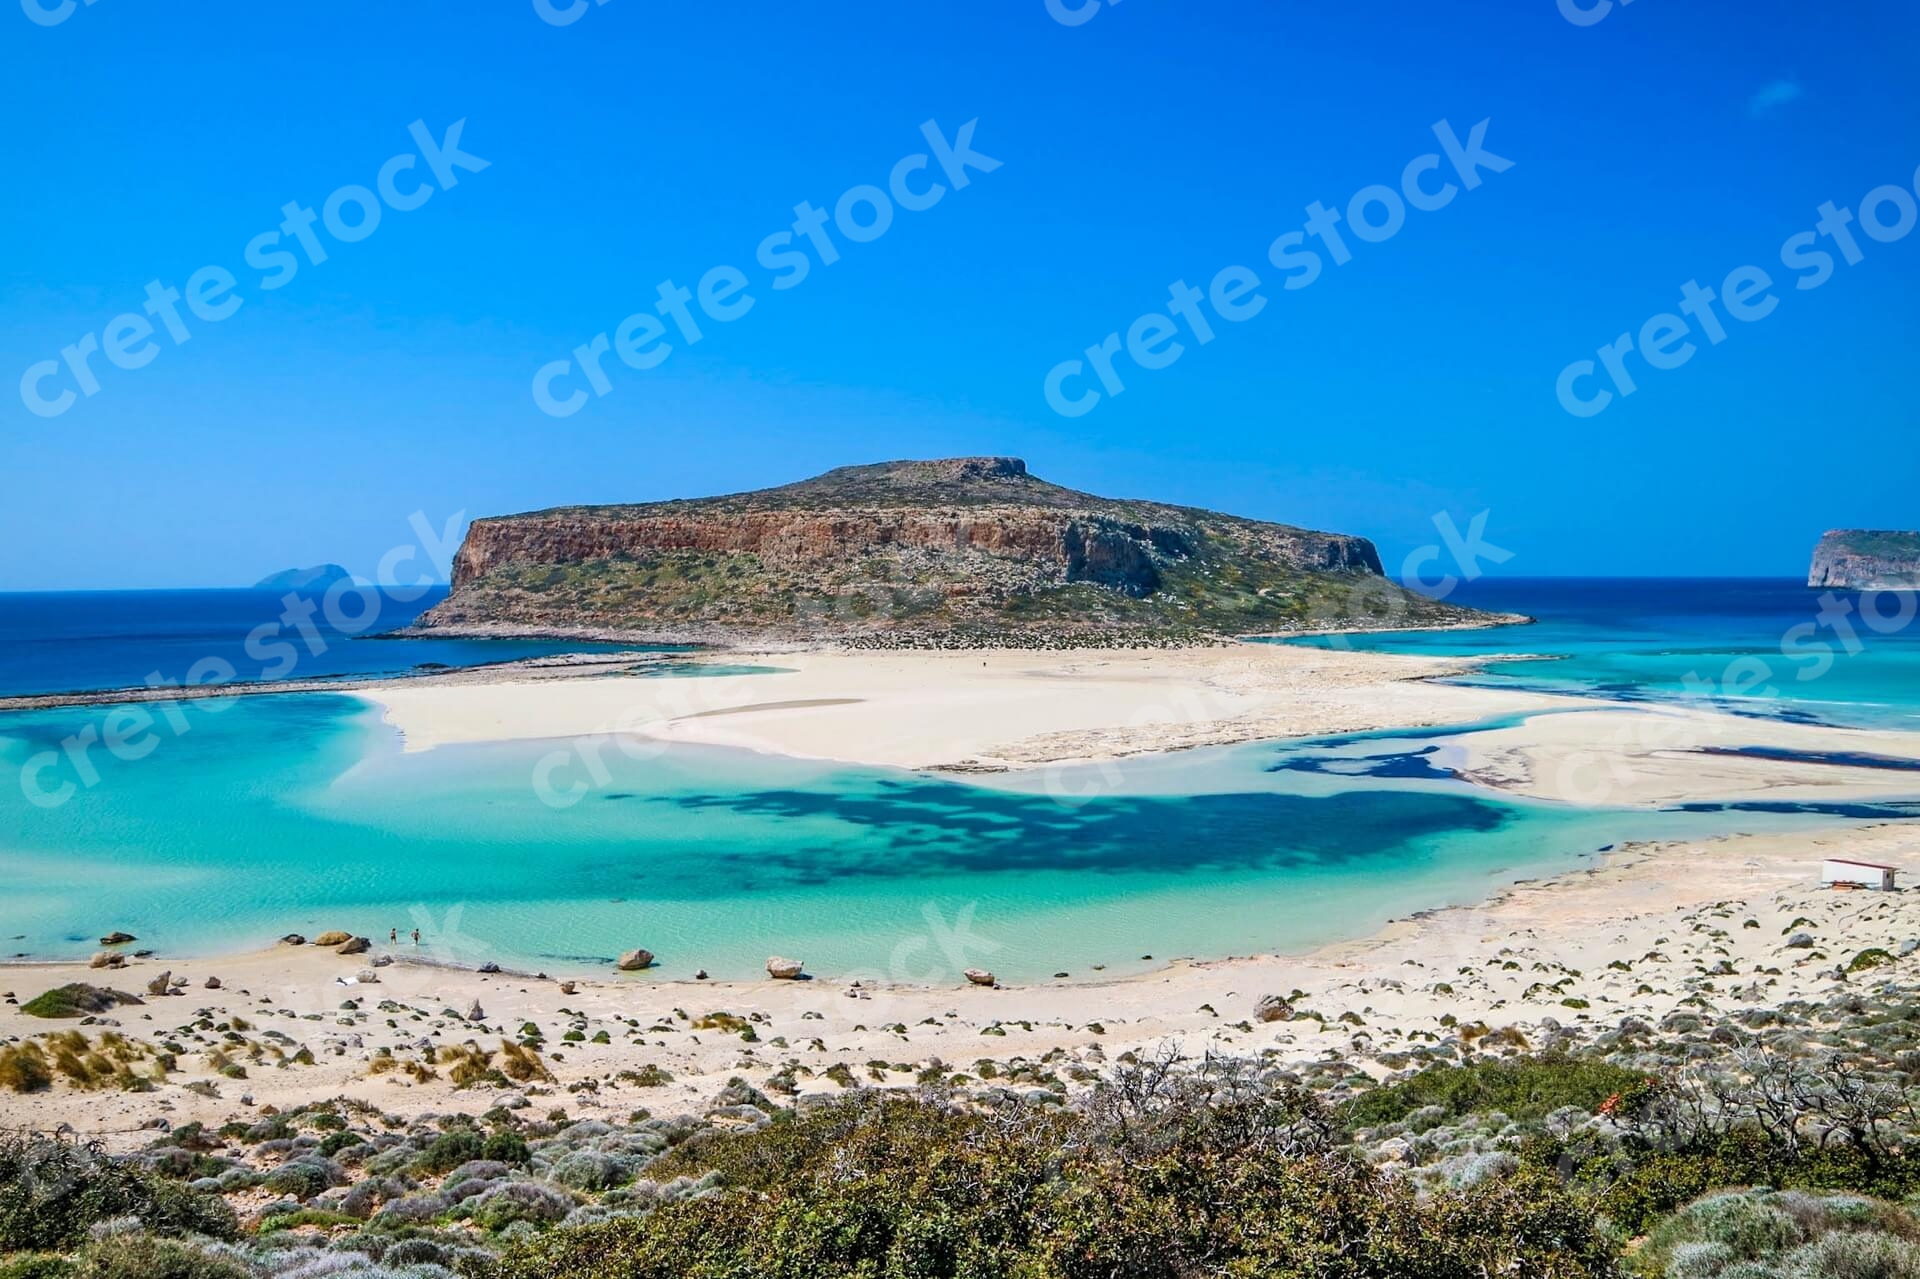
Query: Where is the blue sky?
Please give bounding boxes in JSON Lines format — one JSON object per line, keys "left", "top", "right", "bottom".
{"left": 2, "top": 0, "right": 1916, "bottom": 589}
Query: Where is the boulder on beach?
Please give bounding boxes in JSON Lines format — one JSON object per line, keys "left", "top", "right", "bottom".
{"left": 465, "top": 999, "right": 486, "bottom": 1022}
{"left": 336, "top": 936, "right": 371, "bottom": 956}
{"left": 1255, "top": 996, "right": 1295, "bottom": 1023}
{"left": 355, "top": 969, "right": 381, "bottom": 983}
{"left": 279, "top": 934, "right": 307, "bottom": 946}
{"left": 559, "top": 981, "right": 578, "bottom": 995}
{"left": 88, "top": 952, "right": 126, "bottom": 970}
{"left": 478, "top": 962, "right": 502, "bottom": 974}
{"left": 766, "top": 956, "right": 805, "bottom": 980}
{"left": 98, "top": 932, "right": 137, "bottom": 946}
{"left": 617, "top": 949, "right": 656, "bottom": 972}
{"left": 964, "top": 969, "right": 996, "bottom": 987}
{"left": 314, "top": 931, "right": 353, "bottom": 947}
{"left": 145, "top": 971, "right": 172, "bottom": 997}
{"left": 204, "top": 976, "right": 222, "bottom": 990}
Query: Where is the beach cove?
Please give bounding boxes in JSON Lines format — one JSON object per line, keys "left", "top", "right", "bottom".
{"left": 3, "top": 634, "right": 1919, "bottom": 982}
{"left": 5, "top": 578, "right": 1920, "bottom": 1144}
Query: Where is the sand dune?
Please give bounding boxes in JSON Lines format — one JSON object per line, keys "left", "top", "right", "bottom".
{"left": 359, "top": 644, "right": 1920, "bottom": 806}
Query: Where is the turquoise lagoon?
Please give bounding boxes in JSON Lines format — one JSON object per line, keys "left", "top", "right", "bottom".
{"left": 4, "top": 576, "right": 1918, "bottom": 983}
{"left": 2, "top": 688, "right": 1911, "bottom": 983}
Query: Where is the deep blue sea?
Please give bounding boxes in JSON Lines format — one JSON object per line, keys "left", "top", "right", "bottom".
{"left": 0, "top": 578, "right": 1915, "bottom": 979}
{"left": 0, "top": 587, "right": 652, "bottom": 698}
{"left": 1287, "top": 577, "right": 1920, "bottom": 732}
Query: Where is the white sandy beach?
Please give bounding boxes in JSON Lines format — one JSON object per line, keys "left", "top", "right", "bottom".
{"left": 358, "top": 643, "right": 1920, "bottom": 806}
{"left": 359, "top": 644, "right": 1560, "bottom": 768}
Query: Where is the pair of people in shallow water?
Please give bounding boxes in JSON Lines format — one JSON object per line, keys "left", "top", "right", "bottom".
{"left": 388, "top": 929, "right": 421, "bottom": 945}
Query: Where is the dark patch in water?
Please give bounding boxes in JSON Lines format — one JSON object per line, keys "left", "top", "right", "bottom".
{"left": 1666, "top": 800, "right": 1920, "bottom": 820}
{"left": 1448, "top": 675, "right": 1849, "bottom": 730}
{"left": 1696, "top": 746, "right": 1920, "bottom": 773}
{"left": 602, "top": 792, "right": 636, "bottom": 801}
{"left": 643, "top": 781, "right": 1512, "bottom": 891}
{"left": 1267, "top": 745, "right": 1457, "bottom": 782}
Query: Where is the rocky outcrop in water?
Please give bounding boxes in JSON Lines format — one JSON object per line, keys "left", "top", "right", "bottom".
{"left": 1809, "top": 530, "right": 1920, "bottom": 589}
{"left": 412, "top": 457, "right": 1494, "bottom": 646}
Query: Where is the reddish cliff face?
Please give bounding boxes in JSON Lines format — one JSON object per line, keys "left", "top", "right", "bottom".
{"left": 1809, "top": 530, "right": 1920, "bottom": 589}
{"left": 450, "top": 511, "right": 1207, "bottom": 597}
{"left": 414, "top": 458, "right": 1455, "bottom": 645}
{"left": 452, "top": 507, "right": 1379, "bottom": 590}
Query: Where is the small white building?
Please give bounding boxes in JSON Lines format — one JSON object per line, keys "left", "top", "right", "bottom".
{"left": 1822, "top": 858, "right": 1898, "bottom": 891}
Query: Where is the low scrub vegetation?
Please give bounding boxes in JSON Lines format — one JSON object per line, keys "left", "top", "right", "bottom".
{"left": 10, "top": 977, "right": 1920, "bottom": 1278}
{"left": 1345, "top": 1052, "right": 1650, "bottom": 1127}
{"left": 18, "top": 986, "right": 137, "bottom": 1020}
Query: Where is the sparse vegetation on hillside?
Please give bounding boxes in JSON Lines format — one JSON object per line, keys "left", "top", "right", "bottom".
{"left": 416, "top": 458, "right": 1500, "bottom": 645}
{"left": 14, "top": 980, "right": 1920, "bottom": 1279}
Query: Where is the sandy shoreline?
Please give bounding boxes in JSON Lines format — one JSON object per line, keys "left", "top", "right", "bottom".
{"left": 6, "top": 641, "right": 1920, "bottom": 1141}
{"left": 7, "top": 820, "right": 1920, "bottom": 1147}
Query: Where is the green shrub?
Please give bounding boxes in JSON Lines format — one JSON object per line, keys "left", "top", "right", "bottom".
{"left": 473, "top": 1182, "right": 576, "bottom": 1232}
{"left": 260, "top": 1161, "right": 333, "bottom": 1201}
{"left": 482, "top": 1131, "right": 532, "bottom": 1167}
{"left": 415, "top": 1128, "right": 486, "bottom": 1176}
{"left": 0, "top": 1136, "right": 236, "bottom": 1252}
{"left": 257, "top": 1208, "right": 361, "bottom": 1233}
{"left": 0, "top": 1255, "right": 77, "bottom": 1279}
{"left": 19, "top": 986, "right": 137, "bottom": 1020}
{"left": 1636, "top": 1188, "right": 1920, "bottom": 1277}
{"left": 74, "top": 1235, "right": 249, "bottom": 1279}
{"left": 1779, "top": 1229, "right": 1920, "bottom": 1278}
{"left": 1642, "top": 1191, "right": 1807, "bottom": 1270}
{"left": 506, "top": 1094, "right": 1618, "bottom": 1278}
{"left": 1347, "top": 1053, "right": 1648, "bottom": 1127}
{"left": 1663, "top": 1241, "right": 1737, "bottom": 1278}
{"left": 616, "top": 1065, "right": 672, "bottom": 1088}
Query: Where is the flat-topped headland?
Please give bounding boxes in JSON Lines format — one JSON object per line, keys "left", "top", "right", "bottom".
{"left": 1809, "top": 528, "right": 1920, "bottom": 589}
{"left": 403, "top": 457, "right": 1519, "bottom": 647}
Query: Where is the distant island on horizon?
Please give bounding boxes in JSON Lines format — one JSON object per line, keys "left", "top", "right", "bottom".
{"left": 403, "top": 457, "right": 1505, "bottom": 647}
{"left": 253, "top": 563, "right": 356, "bottom": 593}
